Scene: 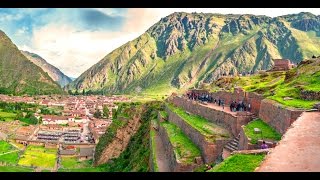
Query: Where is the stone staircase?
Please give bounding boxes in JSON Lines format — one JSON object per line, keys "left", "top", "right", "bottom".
{"left": 224, "top": 135, "right": 239, "bottom": 152}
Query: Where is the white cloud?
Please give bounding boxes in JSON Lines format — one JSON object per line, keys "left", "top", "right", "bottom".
{"left": 20, "top": 23, "right": 139, "bottom": 78}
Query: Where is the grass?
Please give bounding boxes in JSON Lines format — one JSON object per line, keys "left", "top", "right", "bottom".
{"left": 0, "top": 140, "right": 14, "bottom": 153}
{"left": 166, "top": 103, "right": 230, "bottom": 142}
{"left": 0, "top": 110, "right": 16, "bottom": 121}
{"left": 18, "top": 145, "right": 57, "bottom": 169}
{"left": 0, "top": 151, "right": 19, "bottom": 165}
{"left": 209, "top": 154, "right": 265, "bottom": 172}
{"left": 212, "top": 61, "right": 320, "bottom": 109}
{"left": 0, "top": 140, "right": 19, "bottom": 164}
{"left": 150, "top": 128, "right": 159, "bottom": 172}
{"left": 58, "top": 167, "right": 103, "bottom": 172}
{"left": 60, "top": 157, "right": 92, "bottom": 169}
{"left": 161, "top": 121, "right": 201, "bottom": 164}
{"left": 0, "top": 165, "right": 34, "bottom": 172}
{"left": 159, "top": 110, "right": 168, "bottom": 119}
{"left": 244, "top": 119, "right": 281, "bottom": 144}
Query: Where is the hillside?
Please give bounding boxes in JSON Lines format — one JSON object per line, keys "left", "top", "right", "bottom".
{"left": 21, "top": 51, "right": 72, "bottom": 87}
{"left": 211, "top": 58, "right": 320, "bottom": 109}
{"left": 0, "top": 30, "right": 64, "bottom": 95}
{"left": 67, "top": 12, "right": 320, "bottom": 96}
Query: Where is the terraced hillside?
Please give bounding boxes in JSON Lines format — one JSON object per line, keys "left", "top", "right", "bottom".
{"left": 211, "top": 58, "right": 320, "bottom": 109}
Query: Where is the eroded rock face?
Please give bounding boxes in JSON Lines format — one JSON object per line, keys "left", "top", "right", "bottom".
{"left": 96, "top": 114, "right": 142, "bottom": 165}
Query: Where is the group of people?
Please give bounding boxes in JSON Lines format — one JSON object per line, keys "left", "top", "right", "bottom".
{"left": 186, "top": 92, "right": 253, "bottom": 112}
{"left": 229, "top": 100, "right": 251, "bottom": 112}
{"left": 186, "top": 92, "right": 213, "bottom": 103}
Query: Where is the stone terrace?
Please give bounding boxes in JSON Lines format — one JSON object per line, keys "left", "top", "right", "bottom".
{"left": 170, "top": 96, "right": 254, "bottom": 137}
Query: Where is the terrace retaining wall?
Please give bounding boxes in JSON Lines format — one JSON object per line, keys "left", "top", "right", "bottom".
{"left": 171, "top": 96, "right": 253, "bottom": 137}
{"left": 158, "top": 124, "right": 202, "bottom": 172}
{"left": 259, "top": 99, "right": 304, "bottom": 135}
{"left": 166, "top": 106, "right": 230, "bottom": 164}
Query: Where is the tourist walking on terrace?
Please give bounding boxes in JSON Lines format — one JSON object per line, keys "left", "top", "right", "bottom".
{"left": 261, "top": 141, "right": 268, "bottom": 149}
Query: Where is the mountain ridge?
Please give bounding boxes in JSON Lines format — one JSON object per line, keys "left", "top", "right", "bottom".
{"left": 21, "top": 50, "right": 73, "bottom": 87}
{"left": 66, "top": 12, "right": 320, "bottom": 95}
{"left": 0, "top": 30, "right": 64, "bottom": 95}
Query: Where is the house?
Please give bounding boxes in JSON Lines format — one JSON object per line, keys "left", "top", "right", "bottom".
{"left": 270, "top": 59, "right": 295, "bottom": 71}
{"left": 79, "top": 147, "right": 94, "bottom": 161}
{"left": 16, "top": 125, "right": 36, "bottom": 137}
{"left": 42, "top": 115, "right": 68, "bottom": 125}
{"left": 59, "top": 149, "right": 77, "bottom": 156}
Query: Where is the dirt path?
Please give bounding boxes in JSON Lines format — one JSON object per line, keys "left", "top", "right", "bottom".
{"left": 154, "top": 130, "right": 170, "bottom": 172}
{"left": 256, "top": 112, "right": 320, "bottom": 172}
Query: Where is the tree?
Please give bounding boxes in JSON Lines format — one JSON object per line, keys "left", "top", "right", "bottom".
{"left": 82, "top": 89, "right": 86, "bottom": 96}
{"left": 103, "top": 105, "right": 109, "bottom": 118}
{"left": 93, "top": 109, "right": 102, "bottom": 119}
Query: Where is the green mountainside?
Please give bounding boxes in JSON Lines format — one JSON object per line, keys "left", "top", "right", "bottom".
{"left": 211, "top": 58, "right": 320, "bottom": 109}
{"left": 0, "top": 30, "right": 64, "bottom": 95}
{"left": 66, "top": 12, "right": 320, "bottom": 96}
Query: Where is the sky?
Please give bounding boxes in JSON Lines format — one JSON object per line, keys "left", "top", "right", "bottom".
{"left": 0, "top": 8, "right": 319, "bottom": 78}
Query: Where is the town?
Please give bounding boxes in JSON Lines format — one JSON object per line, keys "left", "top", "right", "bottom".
{"left": 0, "top": 94, "right": 130, "bottom": 171}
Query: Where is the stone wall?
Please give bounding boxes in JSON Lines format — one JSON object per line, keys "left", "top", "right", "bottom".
{"left": 166, "top": 106, "right": 229, "bottom": 163}
{"left": 239, "top": 125, "right": 254, "bottom": 150}
{"left": 171, "top": 96, "right": 253, "bottom": 136}
{"left": 231, "top": 149, "right": 270, "bottom": 155}
{"left": 259, "top": 99, "right": 304, "bottom": 135}
{"left": 300, "top": 90, "right": 320, "bottom": 100}
{"left": 0, "top": 131, "right": 7, "bottom": 141}
{"left": 158, "top": 124, "right": 201, "bottom": 172}
{"left": 149, "top": 127, "right": 155, "bottom": 172}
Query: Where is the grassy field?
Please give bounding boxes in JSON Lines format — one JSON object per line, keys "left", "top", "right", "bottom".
{"left": 209, "top": 154, "right": 265, "bottom": 172}
{"left": 0, "top": 110, "right": 16, "bottom": 121}
{"left": 0, "top": 151, "right": 19, "bottom": 165}
{"left": 166, "top": 103, "right": 230, "bottom": 142}
{"left": 0, "top": 140, "right": 13, "bottom": 153}
{"left": 60, "top": 157, "right": 92, "bottom": 169}
{"left": 0, "top": 165, "right": 34, "bottom": 172}
{"left": 161, "top": 121, "right": 201, "bottom": 164}
{"left": 0, "top": 140, "right": 19, "bottom": 165}
{"left": 244, "top": 119, "right": 281, "bottom": 144}
{"left": 150, "top": 128, "right": 159, "bottom": 172}
{"left": 18, "top": 145, "right": 57, "bottom": 169}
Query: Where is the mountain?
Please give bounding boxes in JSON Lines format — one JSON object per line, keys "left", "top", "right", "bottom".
{"left": 67, "top": 12, "right": 320, "bottom": 95}
{"left": 0, "top": 30, "right": 64, "bottom": 95}
{"left": 21, "top": 51, "right": 73, "bottom": 87}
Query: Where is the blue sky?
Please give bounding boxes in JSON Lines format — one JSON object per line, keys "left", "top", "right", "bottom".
{"left": 0, "top": 8, "right": 319, "bottom": 78}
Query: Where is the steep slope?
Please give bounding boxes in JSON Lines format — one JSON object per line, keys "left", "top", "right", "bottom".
{"left": 21, "top": 51, "right": 72, "bottom": 87}
{"left": 0, "top": 30, "right": 64, "bottom": 95}
{"left": 68, "top": 12, "right": 320, "bottom": 96}
{"left": 211, "top": 58, "right": 320, "bottom": 109}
